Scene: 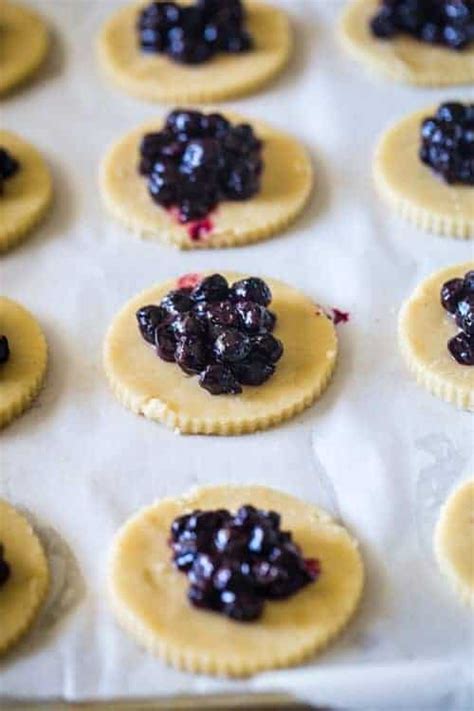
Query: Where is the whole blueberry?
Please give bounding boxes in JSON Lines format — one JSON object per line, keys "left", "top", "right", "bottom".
{"left": 160, "top": 288, "right": 194, "bottom": 315}
{"left": 250, "top": 333, "right": 283, "bottom": 364}
{"left": 232, "top": 356, "right": 275, "bottom": 386}
{"left": 175, "top": 335, "right": 209, "bottom": 374}
{"left": 230, "top": 277, "right": 272, "bottom": 306}
{"left": 155, "top": 323, "right": 178, "bottom": 362}
{"left": 136, "top": 304, "right": 169, "bottom": 344}
{"left": 192, "top": 274, "right": 229, "bottom": 303}
{"left": 455, "top": 293, "right": 474, "bottom": 334}
{"left": 199, "top": 363, "right": 242, "bottom": 395}
{"left": 214, "top": 328, "right": 251, "bottom": 363}
{"left": 448, "top": 332, "right": 474, "bottom": 365}
{"left": 236, "top": 301, "right": 275, "bottom": 334}
{"left": 172, "top": 313, "right": 206, "bottom": 338}
{"left": 440, "top": 278, "right": 465, "bottom": 313}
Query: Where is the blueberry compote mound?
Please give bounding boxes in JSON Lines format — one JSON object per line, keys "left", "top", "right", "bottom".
{"left": 0, "top": 544, "right": 10, "bottom": 587}
{"left": 0, "top": 336, "right": 10, "bottom": 365}
{"left": 370, "top": 0, "right": 474, "bottom": 50}
{"left": 170, "top": 504, "right": 320, "bottom": 621}
{"left": 0, "top": 147, "right": 19, "bottom": 196}
{"left": 138, "top": 0, "right": 252, "bottom": 64}
{"left": 139, "top": 109, "right": 263, "bottom": 224}
{"left": 420, "top": 103, "right": 474, "bottom": 185}
{"left": 441, "top": 269, "right": 474, "bottom": 365}
{"left": 137, "top": 274, "right": 283, "bottom": 395}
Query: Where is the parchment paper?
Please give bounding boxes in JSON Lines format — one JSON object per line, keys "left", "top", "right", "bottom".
{"left": 1, "top": 0, "right": 473, "bottom": 707}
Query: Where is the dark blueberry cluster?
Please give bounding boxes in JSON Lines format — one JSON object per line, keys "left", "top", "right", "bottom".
{"left": 136, "top": 274, "right": 283, "bottom": 395}
{"left": 170, "top": 504, "right": 320, "bottom": 621}
{"left": 441, "top": 269, "right": 474, "bottom": 365}
{"left": 0, "top": 335, "right": 10, "bottom": 365}
{"left": 0, "top": 544, "right": 11, "bottom": 588}
{"left": 137, "top": 0, "right": 252, "bottom": 64}
{"left": 0, "top": 147, "right": 20, "bottom": 196}
{"left": 139, "top": 109, "right": 263, "bottom": 223}
{"left": 370, "top": 0, "right": 474, "bottom": 49}
{"left": 419, "top": 103, "right": 474, "bottom": 185}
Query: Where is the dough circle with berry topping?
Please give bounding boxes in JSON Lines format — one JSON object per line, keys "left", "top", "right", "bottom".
{"left": 108, "top": 484, "right": 364, "bottom": 676}
{"left": 373, "top": 109, "right": 474, "bottom": 239}
{"left": 0, "top": 499, "right": 49, "bottom": 655}
{"left": 0, "top": 297, "right": 48, "bottom": 429}
{"left": 339, "top": 0, "right": 474, "bottom": 86}
{"left": 103, "top": 272, "right": 337, "bottom": 435}
{"left": 0, "top": 1, "right": 49, "bottom": 95}
{"left": 434, "top": 478, "right": 474, "bottom": 607}
{"left": 99, "top": 113, "right": 312, "bottom": 249}
{"left": 0, "top": 131, "right": 53, "bottom": 252}
{"left": 97, "top": 0, "right": 291, "bottom": 103}
{"left": 398, "top": 262, "right": 474, "bottom": 411}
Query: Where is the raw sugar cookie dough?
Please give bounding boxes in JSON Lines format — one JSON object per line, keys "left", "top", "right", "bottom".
{"left": 108, "top": 485, "right": 364, "bottom": 676}
{"left": 339, "top": 0, "right": 474, "bottom": 86}
{"left": 0, "top": 1, "right": 49, "bottom": 94}
{"left": 99, "top": 112, "right": 312, "bottom": 250}
{"left": 0, "top": 297, "right": 48, "bottom": 429}
{"left": 0, "top": 131, "right": 53, "bottom": 252}
{"left": 0, "top": 499, "right": 49, "bottom": 655}
{"left": 399, "top": 262, "right": 474, "bottom": 411}
{"left": 434, "top": 479, "right": 474, "bottom": 607}
{"left": 97, "top": 1, "right": 291, "bottom": 103}
{"left": 374, "top": 108, "right": 474, "bottom": 239}
{"left": 103, "top": 272, "right": 338, "bottom": 435}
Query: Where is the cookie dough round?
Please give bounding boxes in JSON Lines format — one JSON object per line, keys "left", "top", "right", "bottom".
{"left": 0, "top": 499, "right": 49, "bottom": 655}
{"left": 108, "top": 484, "right": 364, "bottom": 676}
{"left": 374, "top": 109, "right": 474, "bottom": 239}
{"left": 434, "top": 479, "right": 474, "bottom": 607}
{"left": 103, "top": 272, "right": 337, "bottom": 435}
{"left": 339, "top": 0, "right": 474, "bottom": 86}
{"left": 0, "top": 297, "right": 48, "bottom": 429}
{"left": 0, "top": 131, "right": 53, "bottom": 252}
{"left": 100, "top": 113, "right": 312, "bottom": 249}
{"left": 97, "top": 0, "right": 291, "bottom": 103}
{"left": 0, "top": 1, "right": 49, "bottom": 95}
{"left": 399, "top": 262, "right": 474, "bottom": 411}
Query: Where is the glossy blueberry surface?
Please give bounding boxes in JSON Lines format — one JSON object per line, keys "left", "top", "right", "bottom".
{"left": 139, "top": 109, "right": 263, "bottom": 224}
{"left": 170, "top": 504, "right": 320, "bottom": 621}
{"left": 419, "top": 103, "right": 474, "bottom": 185}
{"left": 370, "top": 0, "right": 474, "bottom": 50}
{"left": 0, "top": 147, "right": 20, "bottom": 196}
{"left": 137, "top": 0, "right": 252, "bottom": 64}
{"left": 441, "top": 269, "right": 474, "bottom": 365}
{"left": 0, "top": 544, "right": 10, "bottom": 587}
{"left": 136, "top": 274, "right": 283, "bottom": 395}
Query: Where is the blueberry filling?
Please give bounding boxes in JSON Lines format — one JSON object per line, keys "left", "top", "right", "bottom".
{"left": 138, "top": 109, "right": 263, "bottom": 224}
{"left": 0, "top": 147, "right": 20, "bottom": 196}
{"left": 170, "top": 504, "right": 320, "bottom": 621}
{"left": 370, "top": 0, "right": 474, "bottom": 50}
{"left": 136, "top": 274, "right": 283, "bottom": 395}
{"left": 440, "top": 269, "right": 474, "bottom": 365}
{"left": 0, "top": 335, "right": 10, "bottom": 365}
{"left": 0, "top": 544, "right": 11, "bottom": 588}
{"left": 137, "top": 0, "right": 253, "bottom": 65}
{"left": 419, "top": 102, "right": 474, "bottom": 185}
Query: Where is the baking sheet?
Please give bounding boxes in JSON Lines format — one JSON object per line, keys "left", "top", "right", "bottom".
{"left": 1, "top": 0, "right": 474, "bottom": 707}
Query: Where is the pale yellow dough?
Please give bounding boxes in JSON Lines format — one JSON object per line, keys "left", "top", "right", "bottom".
{"left": 99, "top": 113, "right": 312, "bottom": 249}
{"left": 0, "top": 1, "right": 49, "bottom": 94}
{"left": 434, "top": 479, "right": 474, "bottom": 607}
{"left": 0, "top": 130, "right": 53, "bottom": 252}
{"left": 0, "top": 297, "right": 48, "bottom": 428}
{"left": 108, "top": 485, "right": 364, "bottom": 676}
{"left": 97, "top": 1, "right": 291, "bottom": 103}
{"left": 339, "top": 0, "right": 474, "bottom": 86}
{"left": 0, "top": 499, "right": 49, "bottom": 655}
{"left": 103, "top": 272, "right": 337, "bottom": 435}
{"left": 399, "top": 262, "right": 474, "bottom": 411}
{"left": 374, "top": 110, "right": 474, "bottom": 239}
